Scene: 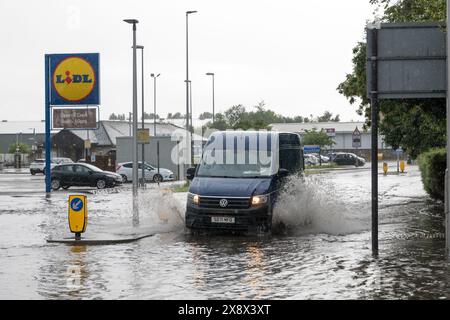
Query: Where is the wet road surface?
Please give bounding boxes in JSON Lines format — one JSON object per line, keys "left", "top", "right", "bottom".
{"left": 0, "top": 164, "right": 449, "bottom": 299}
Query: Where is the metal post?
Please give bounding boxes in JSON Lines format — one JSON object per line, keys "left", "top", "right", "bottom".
{"left": 186, "top": 11, "right": 197, "bottom": 166}
{"left": 189, "top": 80, "right": 194, "bottom": 164}
{"left": 369, "top": 26, "right": 379, "bottom": 256}
{"left": 124, "top": 18, "right": 139, "bottom": 225}
{"left": 157, "top": 140, "right": 160, "bottom": 176}
{"left": 212, "top": 74, "right": 215, "bottom": 123}
{"left": 154, "top": 75, "right": 157, "bottom": 136}
{"left": 132, "top": 24, "right": 138, "bottom": 222}
{"left": 44, "top": 55, "right": 51, "bottom": 196}
{"left": 206, "top": 73, "right": 215, "bottom": 122}
{"left": 186, "top": 13, "right": 190, "bottom": 165}
{"left": 151, "top": 73, "right": 160, "bottom": 137}
{"left": 446, "top": 0, "right": 450, "bottom": 254}
{"left": 138, "top": 46, "right": 145, "bottom": 188}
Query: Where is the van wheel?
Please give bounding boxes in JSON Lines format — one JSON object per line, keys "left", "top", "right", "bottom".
{"left": 97, "top": 179, "right": 106, "bottom": 189}
{"left": 30, "top": 170, "right": 36, "bottom": 175}
{"left": 120, "top": 174, "right": 128, "bottom": 183}
{"left": 51, "top": 179, "right": 61, "bottom": 190}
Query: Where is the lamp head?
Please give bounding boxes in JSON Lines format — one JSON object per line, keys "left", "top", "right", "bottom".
{"left": 206, "top": 73, "right": 214, "bottom": 76}
{"left": 186, "top": 10, "right": 197, "bottom": 15}
{"left": 123, "top": 19, "right": 139, "bottom": 24}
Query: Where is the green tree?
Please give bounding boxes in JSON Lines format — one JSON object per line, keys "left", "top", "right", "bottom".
{"left": 337, "top": 0, "right": 446, "bottom": 158}
{"left": 316, "top": 111, "right": 340, "bottom": 122}
{"left": 9, "top": 143, "right": 30, "bottom": 154}
{"left": 301, "top": 128, "right": 336, "bottom": 148}
{"left": 199, "top": 112, "right": 213, "bottom": 120}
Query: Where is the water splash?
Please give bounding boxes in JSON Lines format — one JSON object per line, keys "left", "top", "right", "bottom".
{"left": 273, "top": 174, "right": 369, "bottom": 236}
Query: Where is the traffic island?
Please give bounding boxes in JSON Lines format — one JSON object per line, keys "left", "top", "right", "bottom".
{"left": 46, "top": 232, "right": 155, "bottom": 245}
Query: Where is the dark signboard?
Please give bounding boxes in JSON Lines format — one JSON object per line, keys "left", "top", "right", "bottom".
{"left": 367, "top": 23, "right": 446, "bottom": 99}
{"left": 52, "top": 108, "right": 97, "bottom": 129}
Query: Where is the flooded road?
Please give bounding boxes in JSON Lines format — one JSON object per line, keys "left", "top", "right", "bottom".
{"left": 0, "top": 165, "right": 449, "bottom": 299}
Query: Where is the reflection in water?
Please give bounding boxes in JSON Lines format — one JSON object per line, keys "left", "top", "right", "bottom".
{"left": 243, "top": 244, "right": 271, "bottom": 299}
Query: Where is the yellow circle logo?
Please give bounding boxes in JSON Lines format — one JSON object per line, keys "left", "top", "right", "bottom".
{"left": 53, "top": 57, "right": 95, "bottom": 102}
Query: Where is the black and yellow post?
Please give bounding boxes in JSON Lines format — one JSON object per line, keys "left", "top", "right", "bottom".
{"left": 68, "top": 195, "right": 88, "bottom": 240}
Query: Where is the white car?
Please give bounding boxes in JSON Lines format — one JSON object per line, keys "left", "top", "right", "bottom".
{"left": 30, "top": 159, "right": 45, "bottom": 175}
{"left": 116, "top": 161, "right": 174, "bottom": 183}
{"left": 304, "top": 154, "right": 319, "bottom": 166}
{"left": 30, "top": 157, "right": 74, "bottom": 175}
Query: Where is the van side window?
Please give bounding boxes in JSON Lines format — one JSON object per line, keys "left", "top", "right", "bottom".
{"left": 280, "top": 148, "right": 302, "bottom": 173}
{"left": 279, "top": 133, "right": 302, "bottom": 173}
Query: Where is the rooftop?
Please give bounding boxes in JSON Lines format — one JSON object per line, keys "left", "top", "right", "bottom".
{"left": 270, "top": 121, "right": 369, "bottom": 133}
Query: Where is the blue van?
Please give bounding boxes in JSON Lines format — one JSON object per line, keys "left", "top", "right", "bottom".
{"left": 185, "top": 131, "right": 304, "bottom": 233}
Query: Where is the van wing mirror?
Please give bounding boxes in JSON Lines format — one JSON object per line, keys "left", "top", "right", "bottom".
{"left": 186, "top": 167, "right": 196, "bottom": 180}
{"left": 278, "top": 168, "right": 289, "bottom": 178}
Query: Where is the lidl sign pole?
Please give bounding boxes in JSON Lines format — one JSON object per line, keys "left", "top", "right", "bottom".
{"left": 44, "top": 53, "right": 100, "bottom": 195}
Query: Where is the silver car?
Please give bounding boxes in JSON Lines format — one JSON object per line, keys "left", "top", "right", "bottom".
{"left": 30, "top": 157, "right": 73, "bottom": 175}
{"left": 116, "top": 161, "right": 174, "bottom": 183}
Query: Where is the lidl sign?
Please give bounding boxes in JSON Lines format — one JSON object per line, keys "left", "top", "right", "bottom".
{"left": 49, "top": 53, "right": 100, "bottom": 105}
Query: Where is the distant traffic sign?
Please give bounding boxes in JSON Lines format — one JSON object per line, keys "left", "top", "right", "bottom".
{"left": 303, "top": 145, "right": 321, "bottom": 153}
{"left": 352, "top": 127, "right": 362, "bottom": 148}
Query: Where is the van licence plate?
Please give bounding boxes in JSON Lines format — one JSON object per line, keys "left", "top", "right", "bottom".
{"left": 211, "top": 216, "right": 235, "bottom": 224}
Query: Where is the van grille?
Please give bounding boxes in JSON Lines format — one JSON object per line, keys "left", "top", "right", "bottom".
{"left": 199, "top": 197, "right": 250, "bottom": 209}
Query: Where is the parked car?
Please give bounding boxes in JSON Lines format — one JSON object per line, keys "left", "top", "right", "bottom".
{"left": 30, "top": 157, "right": 74, "bottom": 175}
{"left": 304, "top": 154, "right": 319, "bottom": 166}
{"left": 310, "top": 153, "right": 330, "bottom": 163}
{"left": 51, "top": 163, "right": 122, "bottom": 190}
{"left": 116, "top": 161, "right": 174, "bottom": 183}
{"left": 29, "top": 159, "right": 45, "bottom": 175}
{"left": 332, "top": 153, "right": 365, "bottom": 167}
{"left": 324, "top": 152, "right": 338, "bottom": 162}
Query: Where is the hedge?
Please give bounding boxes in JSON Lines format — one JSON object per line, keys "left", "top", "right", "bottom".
{"left": 418, "top": 148, "right": 446, "bottom": 201}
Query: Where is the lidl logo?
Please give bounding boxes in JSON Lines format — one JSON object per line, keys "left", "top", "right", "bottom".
{"left": 48, "top": 53, "right": 100, "bottom": 105}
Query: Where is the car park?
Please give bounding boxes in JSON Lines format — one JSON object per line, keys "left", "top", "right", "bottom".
{"left": 332, "top": 153, "right": 365, "bottom": 167}
{"left": 116, "top": 161, "right": 174, "bottom": 183}
{"left": 50, "top": 163, "right": 122, "bottom": 190}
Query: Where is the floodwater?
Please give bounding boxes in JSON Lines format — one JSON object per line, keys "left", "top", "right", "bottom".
{"left": 0, "top": 165, "right": 449, "bottom": 299}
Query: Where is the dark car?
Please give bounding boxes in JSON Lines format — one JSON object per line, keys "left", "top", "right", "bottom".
{"left": 185, "top": 131, "right": 304, "bottom": 233}
{"left": 332, "top": 153, "right": 365, "bottom": 167}
{"left": 51, "top": 163, "right": 123, "bottom": 190}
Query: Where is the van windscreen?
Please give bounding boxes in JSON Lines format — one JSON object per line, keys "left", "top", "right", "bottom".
{"left": 197, "top": 133, "right": 275, "bottom": 178}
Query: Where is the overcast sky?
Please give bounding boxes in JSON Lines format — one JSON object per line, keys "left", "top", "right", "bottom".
{"left": 0, "top": 0, "right": 375, "bottom": 122}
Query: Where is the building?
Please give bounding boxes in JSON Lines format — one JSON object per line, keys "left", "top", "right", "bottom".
{"left": 270, "top": 121, "right": 392, "bottom": 159}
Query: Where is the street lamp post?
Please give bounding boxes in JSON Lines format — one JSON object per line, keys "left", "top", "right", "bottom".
{"left": 185, "top": 80, "right": 194, "bottom": 164}
{"left": 136, "top": 45, "right": 145, "bottom": 188}
{"left": 206, "top": 73, "right": 215, "bottom": 122}
{"left": 123, "top": 18, "right": 139, "bottom": 225}
{"left": 151, "top": 73, "right": 161, "bottom": 137}
{"left": 186, "top": 10, "right": 197, "bottom": 166}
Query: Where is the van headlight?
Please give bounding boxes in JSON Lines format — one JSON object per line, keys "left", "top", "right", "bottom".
{"left": 251, "top": 195, "right": 268, "bottom": 206}
{"left": 192, "top": 194, "right": 200, "bottom": 205}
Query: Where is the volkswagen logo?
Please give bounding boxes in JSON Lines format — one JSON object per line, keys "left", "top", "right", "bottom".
{"left": 219, "top": 199, "right": 228, "bottom": 208}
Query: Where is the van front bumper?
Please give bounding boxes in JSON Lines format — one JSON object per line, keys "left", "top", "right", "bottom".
{"left": 185, "top": 205, "right": 272, "bottom": 231}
